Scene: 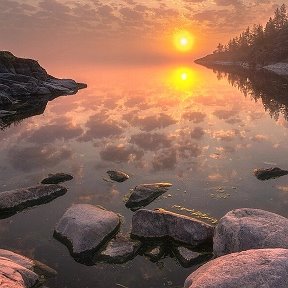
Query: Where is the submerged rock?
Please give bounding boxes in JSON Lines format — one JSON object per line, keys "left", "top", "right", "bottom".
{"left": 214, "top": 208, "right": 288, "bottom": 257}
{"left": 131, "top": 209, "right": 214, "bottom": 247}
{"left": 41, "top": 173, "right": 73, "bottom": 184}
{"left": 0, "top": 51, "right": 86, "bottom": 105}
{"left": 96, "top": 235, "right": 142, "bottom": 264}
{"left": 54, "top": 204, "right": 121, "bottom": 261}
{"left": 172, "top": 246, "right": 212, "bottom": 268}
{"left": 254, "top": 167, "right": 288, "bottom": 180}
{"left": 126, "top": 183, "right": 172, "bottom": 211}
{"left": 107, "top": 170, "right": 129, "bottom": 183}
{"left": 184, "top": 248, "right": 288, "bottom": 288}
{"left": 0, "top": 184, "right": 67, "bottom": 217}
{"left": 143, "top": 245, "right": 166, "bottom": 262}
{"left": 0, "top": 250, "right": 56, "bottom": 288}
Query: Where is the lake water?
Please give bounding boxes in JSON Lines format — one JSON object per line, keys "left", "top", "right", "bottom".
{"left": 1, "top": 63, "right": 288, "bottom": 288}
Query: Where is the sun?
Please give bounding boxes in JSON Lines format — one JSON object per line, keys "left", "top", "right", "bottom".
{"left": 174, "top": 30, "right": 194, "bottom": 52}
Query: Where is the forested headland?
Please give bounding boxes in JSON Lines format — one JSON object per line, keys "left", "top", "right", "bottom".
{"left": 196, "top": 4, "right": 288, "bottom": 67}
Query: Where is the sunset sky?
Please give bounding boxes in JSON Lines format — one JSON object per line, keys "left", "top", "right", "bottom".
{"left": 0, "top": 0, "right": 285, "bottom": 65}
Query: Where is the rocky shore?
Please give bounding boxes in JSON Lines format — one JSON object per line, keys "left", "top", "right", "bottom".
{"left": 195, "top": 57, "right": 288, "bottom": 76}
{"left": 0, "top": 168, "right": 288, "bottom": 287}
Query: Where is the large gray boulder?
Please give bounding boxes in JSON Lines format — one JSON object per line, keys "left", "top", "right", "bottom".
{"left": 131, "top": 209, "right": 214, "bottom": 246}
{"left": 54, "top": 204, "right": 121, "bottom": 260}
{"left": 0, "top": 185, "right": 67, "bottom": 217}
{"left": 0, "top": 250, "right": 56, "bottom": 288}
{"left": 0, "top": 51, "right": 86, "bottom": 105}
{"left": 125, "top": 183, "right": 172, "bottom": 211}
{"left": 214, "top": 208, "right": 288, "bottom": 257}
{"left": 41, "top": 173, "right": 73, "bottom": 184}
{"left": 184, "top": 248, "right": 288, "bottom": 288}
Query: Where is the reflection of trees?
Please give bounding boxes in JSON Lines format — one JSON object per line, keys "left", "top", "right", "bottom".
{"left": 209, "top": 65, "right": 288, "bottom": 121}
{"left": 0, "top": 99, "right": 48, "bottom": 130}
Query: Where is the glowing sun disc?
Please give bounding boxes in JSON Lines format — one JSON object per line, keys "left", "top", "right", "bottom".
{"left": 174, "top": 30, "right": 194, "bottom": 52}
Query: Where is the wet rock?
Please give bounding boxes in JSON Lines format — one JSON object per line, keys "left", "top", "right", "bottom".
{"left": 96, "top": 235, "right": 142, "bottom": 264}
{"left": 144, "top": 245, "right": 165, "bottom": 262}
{"left": 41, "top": 173, "right": 73, "bottom": 184}
{"left": 254, "top": 167, "right": 288, "bottom": 180}
{"left": 0, "top": 51, "right": 86, "bottom": 105}
{"left": 107, "top": 170, "right": 129, "bottom": 183}
{"left": 184, "top": 248, "right": 288, "bottom": 288}
{"left": 214, "top": 208, "right": 288, "bottom": 257}
{"left": 126, "top": 183, "right": 172, "bottom": 211}
{"left": 0, "top": 250, "right": 56, "bottom": 288}
{"left": 131, "top": 209, "right": 214, "bottom": 247}
{"left": 172, "top": 246, "right": 212, "bottom": 268}
{"left": 54, "top": 204, "right": 121, "bottom": 261}
{"left": 0, "top": 184, "right": 67, "bottom": 217}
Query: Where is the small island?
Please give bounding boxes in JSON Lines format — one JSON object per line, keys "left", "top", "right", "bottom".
{"left": 195, "top": 4, "right": 288, "bottom": 75}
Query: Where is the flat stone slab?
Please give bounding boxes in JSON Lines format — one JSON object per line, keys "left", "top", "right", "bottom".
{"left": 96, "top": 235, "right": 142, "bottom": 264}
{"left": 106, "top": 170, "right": 129, "bottom": 182}
{"left": 0, "top": 250, "right": 56, "bottom": 288}
{"left": 254, "top": 167, "right": 288, "bottom": 180}
{"left": 54, "top": 204, "right": 121, "bottom": 260}
{"left": 214, "top": 208, "right": 288, "bottom": 257}
{"left": 172, "top": 246, "right": 212, "bottom": 268}
{"left": 184, "top": 248, "right": 288, "bottom": 288}
{"left": 131, "top": 209, "right": 214, "bottom": 247}
{"left": 41, "top": 173, "right": 73, "bottom": 184}
{"left": 126, "top": 183, "right": 172, "bottom": 211}
{"left": 0, "top": 185, "right": 67, "bottom": 217}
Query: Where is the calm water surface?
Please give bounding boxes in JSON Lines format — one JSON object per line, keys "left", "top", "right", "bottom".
{"left": 1, "top": 63, "right": 288, "bottom": 288}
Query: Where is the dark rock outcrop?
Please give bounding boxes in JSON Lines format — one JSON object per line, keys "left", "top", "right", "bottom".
{"left": 213, "top": 208, "right": 288, "bottom": 257}
{"left": 41, "top": 173, "right": 73, "bottom": 184}
{"left": 0, "top": 184, "right": 67, "bottom": 218}
{"left": 184, "top": 249, "right": 288, "bottom": 288}
{"left": 125, "top": 183, "right": 172, "bottom": 211}
{"left": 254, "top": 167, "right": 288, "bottom": 180}
{"left": 131, "top": 209, "right": 214, "bottom": 247}
{"left": 54, "top": 204, "right": 121, "bottom": 262}
{"left": 0, "top": 51, "right": 86, "bottom": 105}
{"left": 106, "top": 170, "right": 129, "bottom": 182}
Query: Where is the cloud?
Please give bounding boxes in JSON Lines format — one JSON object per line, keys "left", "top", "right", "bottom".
{"left": 130, "top": 132, "right": 172, "bottom": 151}
{"left": 7, "top": 144, "right": 73, "bottom": 171}
{"left": 80, "top": 113, "right": 125, "bottom": 141}
{"left": 182, "top": 111, "right": 206, "bottom": 123}
{"left": 152, "top": 148, "right": 177, "bottom": 171}
{"left": 100, "top": 144, "right": 144, "bottom": 163}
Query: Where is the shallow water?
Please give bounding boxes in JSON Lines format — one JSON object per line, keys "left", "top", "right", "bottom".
{"left": 1, "top": 63, "right": 288, "bottom": 287}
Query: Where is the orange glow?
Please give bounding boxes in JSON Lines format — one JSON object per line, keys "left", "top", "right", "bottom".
{"left": 173, "top": 30, "right": 195, "bottom": 52}
{"left": 168, "top": 67, "right": 199, "bottom": 93}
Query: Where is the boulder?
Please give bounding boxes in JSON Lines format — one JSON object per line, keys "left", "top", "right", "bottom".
{"left": 214, "top": 208, "right": 288, "bottom": 257}
{"left": 0, "top": 51, "right": 86, "bottom": 105}
{"left": 184, "top": 248, "right": 288, "bottom": 288}
{"left": 126, "top": 183, "right": 172, "bottom": 211}
{"left": 106, "top": 170, "right": 129, "bottom": 182}
{"left": 41, "top": 173, "right": 73, "bottom": 184}
{"left": 0, "top": 250, "right": 56, "bottom": 288}
{"left": 131, "top": 209, "right": 214, "bottom": 247}
{"left": 96, "top": 235, "right": 141, "bottom": 264}
{"left": 172, "top": 246, "right": 212, "bottom": 267}
{"left": 0, "top": 185, "right": 67, "bottom": 217}
{"left": 54, "top": 204, "right": 121, "bottom": 260}
{"left": 254, "top": 167, "right": 288, "bottom": 180}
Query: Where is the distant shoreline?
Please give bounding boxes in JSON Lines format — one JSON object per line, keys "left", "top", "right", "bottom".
{"left": 194, "top": 57, "right": 288, "bottom": 76}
